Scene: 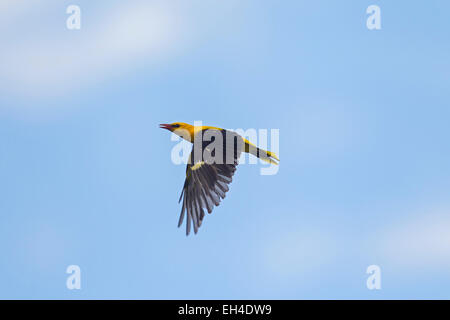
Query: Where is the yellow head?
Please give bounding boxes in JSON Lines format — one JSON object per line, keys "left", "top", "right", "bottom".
{"left": 159, "top": 122, "right": 195, "bottom": 141}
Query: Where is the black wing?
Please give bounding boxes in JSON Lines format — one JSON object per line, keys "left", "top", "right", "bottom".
{"left": 178, "top": 129, "right": 243, "bottom": 235}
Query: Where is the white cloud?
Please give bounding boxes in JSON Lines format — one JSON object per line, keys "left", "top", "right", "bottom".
{"left": 375, "top": 210, "right": 450, "bottom": 269}
{"left": 0, "top": 0, "right": 244, "bottom": 105}
{"left": 0, "top": 2, "right": 182, "bottom": 100}
{"left": 0, "top": 0, "right": 36, "bottom": 22}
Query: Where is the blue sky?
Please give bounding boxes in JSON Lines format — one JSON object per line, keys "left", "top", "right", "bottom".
{"left": 0, "top": 0, "right": 449, "bottom": 299}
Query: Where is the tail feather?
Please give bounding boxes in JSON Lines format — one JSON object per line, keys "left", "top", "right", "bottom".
{"left": 244, "top": 141, "right": 279, "bottom": 165}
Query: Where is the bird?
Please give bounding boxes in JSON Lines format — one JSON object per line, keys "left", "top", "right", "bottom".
{"left": 160, "top": 122, "right": 279, "bottom": 235}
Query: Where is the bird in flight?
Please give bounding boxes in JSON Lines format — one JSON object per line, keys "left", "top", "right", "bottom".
{"left": 160, "top": 122, "right": 279, "bottom": 235}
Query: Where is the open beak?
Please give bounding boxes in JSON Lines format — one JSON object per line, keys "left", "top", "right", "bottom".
{"left": 159, "top": 123, "right": 172, "bottom": 131}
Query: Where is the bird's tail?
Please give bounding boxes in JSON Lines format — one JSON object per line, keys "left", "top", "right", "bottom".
{"left": 244, "top": 140, "right": 279, "bottom": 165}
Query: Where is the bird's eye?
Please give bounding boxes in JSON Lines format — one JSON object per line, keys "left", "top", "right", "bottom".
{"left": 172, "top": 124, "right": 180, "bottom": 128}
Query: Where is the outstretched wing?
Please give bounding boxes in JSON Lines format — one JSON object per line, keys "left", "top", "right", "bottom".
{"left": 178, "top": 129, "right": 243, "bottom": 235}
